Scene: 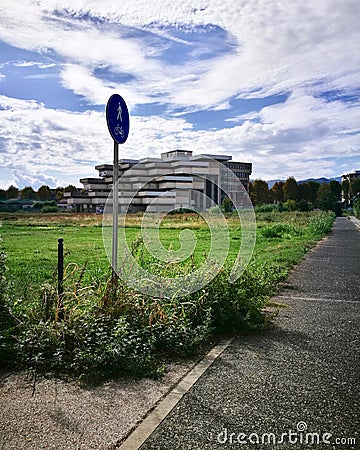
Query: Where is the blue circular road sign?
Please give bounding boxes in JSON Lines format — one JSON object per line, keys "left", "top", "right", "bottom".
{"left": 106, "top": 94, "right": 130, "bottom": 144}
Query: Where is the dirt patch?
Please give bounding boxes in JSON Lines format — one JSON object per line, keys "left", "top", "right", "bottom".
{"left": 0, "top": 359, "right": 197, "bottom": 450}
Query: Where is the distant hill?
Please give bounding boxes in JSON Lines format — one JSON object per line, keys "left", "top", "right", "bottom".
{"left": 265, "top": 177, "right": 342, "bottom": 189}
{"left": 266, "top": 179, "right": 285, "bottom": 189}
{"left": 298, "top": 177, "right": 342, "bottom": 185}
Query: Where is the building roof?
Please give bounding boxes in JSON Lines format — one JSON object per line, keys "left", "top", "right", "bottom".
{"left": 193, "top": 154, "right": 232, "bottom": 161}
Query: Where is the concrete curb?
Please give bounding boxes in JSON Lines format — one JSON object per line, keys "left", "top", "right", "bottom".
{"left": 117, "top": 338, "right": 234, "bottom": 450}
{"left": 349, "top": 215, "right": 360, "bottom": 231}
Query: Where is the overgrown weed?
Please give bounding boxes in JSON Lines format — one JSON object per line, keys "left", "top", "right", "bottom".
{"left": 0, "top": 210, "right": 336, "bottom": 380}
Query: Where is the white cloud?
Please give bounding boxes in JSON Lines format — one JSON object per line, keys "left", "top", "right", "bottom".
{"left": 12, "top": 169, "right": 62, "bottom": 190}
{"left": 0, "top": 95, "right": 107, "bottom": 180}
{"left": 1, "top": 0, "right": 358, "bottom": 110}
{"left": 0, "top": 95, "right": 196, "bottom": 186}
{"left": 0, "top": 1, "right": 359, "bottom": 186}
{"left": 0, "top": 86, "right": 359, "bottom": 188}
{"left": 13, "top": 61, "right": 56, "bottom": 69}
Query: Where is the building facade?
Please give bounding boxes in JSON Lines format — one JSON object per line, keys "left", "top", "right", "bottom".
{"left": 342, "top": 170, "right": 360, "bottom": 184}
{"left": 65, "top": 150, "right": 252, "bottom": 213}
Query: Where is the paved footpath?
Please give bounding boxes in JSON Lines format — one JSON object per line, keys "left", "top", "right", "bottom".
{"left": 137, "top": 217, "right": 359, "bottom": 449}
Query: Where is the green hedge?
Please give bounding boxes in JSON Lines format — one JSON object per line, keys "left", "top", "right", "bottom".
{"left": 354, "top": 198, "right": 360, "bottom": 219}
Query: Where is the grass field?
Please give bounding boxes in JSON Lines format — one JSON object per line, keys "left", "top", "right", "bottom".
{"left": 0, "top": 210, "right": 331, "bottom": 293}
{"left": 0, "top": 210, "right": 335, "bottom": 379}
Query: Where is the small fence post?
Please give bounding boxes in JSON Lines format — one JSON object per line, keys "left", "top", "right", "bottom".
{"left": 57, "top": 237, "right": 64, "bottom": 319}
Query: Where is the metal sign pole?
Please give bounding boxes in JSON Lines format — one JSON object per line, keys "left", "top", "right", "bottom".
{"left": 112, "top": 140, "right": 119, "bottom": 279}
{"left": 106, "top": 93, "right": 129, "bottom": 284}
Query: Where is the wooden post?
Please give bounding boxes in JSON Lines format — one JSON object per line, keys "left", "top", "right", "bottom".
{"left": 57, "top": 237, "right": 64, "bottom": 319}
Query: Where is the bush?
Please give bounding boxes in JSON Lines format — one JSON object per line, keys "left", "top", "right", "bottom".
{"left": 0, "top": 251, "right": 15, "bottom": 366}
{"left": 308, "top": 211, "right": 335, "bottom": 236}
{"left": 283, "top": 200, "right": 297, "bottom": 211}
{"left": 255, "top": 201, "right": 313, "bottom": 213}
{"left": 261, "top": 223, "right": 300, "bottom": 238}
{"left": 221, "top": 197, "right": 233, "bottom": 213}
{"left": 297, "top": 199, "right": 311, "bottom": 212}
{"left": 32, "top": 200, "right": 57, "bottom": 210}
{"left": 9, "top": 257, "right": 285, "bottom": 379}
{"left": 254, "top": 204, "right": 278, "bottom": 213}
{"left": 354, "top": 198, "right": 360, "bottom": 219}
{"left": 0, "top": 251, "right": 7, "bottom": 307}
{"left": 15, "top": 314, "right": 159, "bottom": 379}
{"left": 333, "top": 202, "right": 342, "bottom": 217}
{"left": 205, "top": 263, "right": 287, "bottom": 332}
{"left": 3, "top": 211, "right": 337, "bottom": 380}
{"left": 41, "top": 206, "right": 58, "bottom": 213}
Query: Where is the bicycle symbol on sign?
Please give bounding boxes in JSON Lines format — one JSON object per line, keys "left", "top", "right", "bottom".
{"left": 114, "top": 124, "right": 124, "bottom": 138}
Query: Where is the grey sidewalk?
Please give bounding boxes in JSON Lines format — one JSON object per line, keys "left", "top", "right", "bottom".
{"left": 138, "top": 217, "right": 359, "bottom": 449}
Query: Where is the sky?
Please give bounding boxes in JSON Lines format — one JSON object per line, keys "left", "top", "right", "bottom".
{"left": 0, "top": 0, "right": 359, "bottom": 189}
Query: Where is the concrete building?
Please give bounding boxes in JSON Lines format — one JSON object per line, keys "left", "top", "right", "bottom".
{"left": 342, "top": 170, "right": 360, "bottom": 184}
{"left": 65, "top": 150, "right": 252, "bottom": 213}
{"left": 342, "top": 170, "right": 360, "bottom": 207}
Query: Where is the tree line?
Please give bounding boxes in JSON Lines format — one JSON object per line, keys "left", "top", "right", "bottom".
{"left": 1, "top": 177, "right": 359, "bottom": 217}
{"left": 0, "top": 185, "right": 81, "bottom": 212}
{"left": 249, "top": 177, "right": 360, "bottom": 215}
{"left": 0, "top": 185, "right": 79, "bottom": 202}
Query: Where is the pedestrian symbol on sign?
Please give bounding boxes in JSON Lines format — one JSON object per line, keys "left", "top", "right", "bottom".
{"left": 106, "top": 93, "right": 129, "bottom": 144}
{"left": 117, "top": 103, "right": 123, "bottom": 122}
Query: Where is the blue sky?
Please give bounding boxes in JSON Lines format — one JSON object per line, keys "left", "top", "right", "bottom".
{"left": 0, "top": 0, "right": 359, "bottom": 189}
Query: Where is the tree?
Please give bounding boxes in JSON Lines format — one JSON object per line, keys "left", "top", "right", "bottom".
{"left": 64, "top": 185, "right": 79, "bottom": 194}
{"left": 6, "top": 185, "right": 19, "bottom": 199}
{"left": 297, "top": 199, "right": 311, "bottom": 211}
{"left": 316, "top": 184, "right": 335, "bottom": 211}
{"left": 0, "top": 189, "right": 6, "bottom": 201}
{"left": 20, "top": 186, "right": 36, "bottom": 200}
{"left": 298, "top": 183, "right": 311, "bottom": 202}
{"left": 307, "top": 181, "right": 321, "bottom": 205}
{"left": 55, "top": 187, "right": 65, "bottom": 202}
{"left": 350, "top": 178, "right": 360, "bottom": 200}
{"left": 221, "top": 196, "right": 233, "bottom": 213}
{"left": 250, "top": 180, "right": 270, "bottom": 205}
{"left": 329, "top": 180, "right": 342, "bottom": 202}
{"left": 283, "top": 177, "right": 298, "bottom": 201}
{"left": 37, "top": 185, "right": 51, "bottom": 201}
{"left": 270, "top": 181, "right": 285, "bottom": 203}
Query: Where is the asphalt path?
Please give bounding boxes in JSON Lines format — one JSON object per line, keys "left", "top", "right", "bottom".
{"left": 139, "top": 217, "right": 359, "bottom": 449}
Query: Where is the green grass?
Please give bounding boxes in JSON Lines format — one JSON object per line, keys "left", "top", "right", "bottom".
{"left": 0, "top": 210, "right": 334, "bottom": 313}
{"left": 0, "top": 215, "right": 239, "bottom": 292}
{"left": 0, "top": 210, "right": 335, "bottom": 309}
{"left": 0, "top": 210, "right": 336, "bottom": 380}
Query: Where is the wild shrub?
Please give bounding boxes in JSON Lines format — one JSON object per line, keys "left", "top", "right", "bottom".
{"left": 261, "top": 223, "right": 301, "bottom": 238}
{"left": 354, "top": 198, "right": 360, "bottom": 219}
{"left": 11, "top": 257, "right": 285, "bottom": 379}
{"left": 283, "top": 200, "right": 297, "bottom": 211}
{"left": 0, "top": 251, "right": 15, "bottom": 366}
{"left": 254, "top": 204, "right": 278, "bottom": 213}
{"left": 297, "top": 199, "right": 312, "bottom": 212}
{"left": 41, "top": 206, "right": 58, "bottom": 213}
{"left": 32, "top": 200, "right": 57, "bottom": 210}
{"left": 14, "top": 296, "right": 160, "bottom": 379}
{"left": 2, "top": 210, "right": 336, "bottom": 380}
{"left": 308, "top": 211, "right": 335, "bottom": 236}
{"left": 0, "top": 251, "right": 7, "bottom": 307}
